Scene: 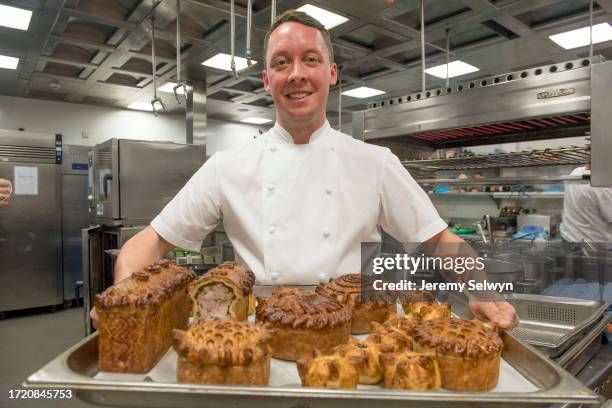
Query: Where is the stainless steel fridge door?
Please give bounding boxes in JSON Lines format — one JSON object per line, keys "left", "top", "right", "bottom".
{"left": 92, "top": 139, "right": 119, "bottom": 223}
{"left": 0, "top": 162, "right": 63, "bottom": 312}
{"left": 118, "top": 140, "right": 205, "bottom": 225}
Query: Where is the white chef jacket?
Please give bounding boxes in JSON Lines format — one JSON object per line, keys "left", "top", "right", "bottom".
{"left": 561, "top": 166, "right": 612, "bottom": 242}
{"left": 151, "top": 120, "right": 447, "bottom": 284}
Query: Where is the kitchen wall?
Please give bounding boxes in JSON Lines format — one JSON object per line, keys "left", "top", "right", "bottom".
{"left": 0, "top": 95, "right": 271, "bottom": 155}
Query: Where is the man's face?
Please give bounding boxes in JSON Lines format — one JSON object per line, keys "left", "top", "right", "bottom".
{"left": 262, "top": 22, "right": 337, "bottom": 127}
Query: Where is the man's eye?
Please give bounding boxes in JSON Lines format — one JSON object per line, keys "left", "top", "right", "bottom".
{"left": 306, "top": 56, "right": 319, "bottom": 64}
{"left": 274, "top": 59, "right": 288, "bottom": 67}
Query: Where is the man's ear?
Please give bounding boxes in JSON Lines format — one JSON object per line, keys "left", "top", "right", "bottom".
{"left": 262, "top": 69, "right": 270, "bottom": 91}
{"left": 330, "top": 63, "right": 338, "bottom": 86}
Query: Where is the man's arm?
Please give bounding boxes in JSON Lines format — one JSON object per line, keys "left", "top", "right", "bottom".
{"left": 0, "top": 179, "right": 12, "bottom": 208}
{"left": 113, "top": 226, "right": 176, "bottom": 283}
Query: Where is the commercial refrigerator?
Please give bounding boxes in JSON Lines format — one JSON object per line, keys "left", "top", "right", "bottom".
{"left": 0, "top": 130, "right": 63, "bottom": 314}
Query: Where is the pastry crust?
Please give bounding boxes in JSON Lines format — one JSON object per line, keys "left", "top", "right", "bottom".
{"left": 382, "top": 312, "right": 422, "bottom": 336}
{"left": 333, "top": 337, "right": 383, "bottom": 384}
{"left": 368, "top": 322, "right": 413, "bottom": 353}
{"left": 405, "top": 302, "right": 451, "bottom": 321}
{"left": 256, "top": 287, "right": 351, "bottom": 361}
{"left": 95, "top": 260, "right": 195, "bottom": 373}
{"left": 173, "top": 320, "right": 272, "bottom": 385}
{"left": 380, "top": 351, "right": 441, "bottom": 390}
{"left": 400, "top": 290, "right": 436, "bottom": 314}
{"left": 189, "top": 261, "right": 255, "bottom": 322}
{"left": 297, "top": 350, "right": 362, "bottom": 388}
{"left": 316, "top": 274, "right": 395, "bottom": 334}
{"left": 413, "top": 317, "right": 503, "bottom": 391}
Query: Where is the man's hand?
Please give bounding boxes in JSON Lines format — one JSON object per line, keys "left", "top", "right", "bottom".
{"left": 469, "top": 300, "right": 519, "bottom": 329}
{"left": 0, "top": 179, "right": 12, "bottom": 208}
{"left": 90, "top": 306, "right": 99, "bottom": 329}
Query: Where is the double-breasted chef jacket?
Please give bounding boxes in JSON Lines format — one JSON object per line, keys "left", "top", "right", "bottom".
{"left": 151, "top": 120, "right": 447, "bottom": 285}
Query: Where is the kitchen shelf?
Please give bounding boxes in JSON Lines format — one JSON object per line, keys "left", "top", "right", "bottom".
{"left": 402, "top": 146, "right": 590, "bottom": 171}
{"left": 417, "top": 175, "right": 586, "bottom": 186}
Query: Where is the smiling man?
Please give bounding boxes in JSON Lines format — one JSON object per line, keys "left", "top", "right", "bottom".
{"left": 91, "top": 10, "right": 518, "bottom": 329}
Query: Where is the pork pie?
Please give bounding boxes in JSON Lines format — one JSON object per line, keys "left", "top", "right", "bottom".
{"left": 316, "top": 273, "right": 395, "bottom": 334}
{"left": 255, "top": 287, "right": 351, "bottom": 361}
{"left": 413, "top": 317, "right": 503, "bottom": 391}
{"left": 95, "top": 260, "right": 195, "bottom": 373}
{"left": 189, "top": 261, "right": 255, "bottom": 322}
{"left": 173, "top": 319, "right": 272, "bottom": 385}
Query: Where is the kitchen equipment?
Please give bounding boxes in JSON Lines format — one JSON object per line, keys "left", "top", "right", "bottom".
{"left": 482, "top": 258, "right": 524, "bottom": 288}
{"left": 0, "top": 130, "right": 63, "bottom": 314}
{"left": 91, "top": 139, "right": 205, "bottom": 226}
{"left": 24, "top": 287, "right": 600, "bottom": 407}
{"left": 495, "top": 253, "right": 554, "bottom": 288}
{"left": 517, "top": 214, "right": 560, "bottom": 238}
{"left": 505, "top": 294, "right": 608, "bottom": 357}
{"left": 555, "top": 313, "right": 609, "bottom": 375}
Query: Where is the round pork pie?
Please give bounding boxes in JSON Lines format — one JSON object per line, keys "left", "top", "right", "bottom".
{"left": 173, "top": 319, "right": 272, "bottom": 385}
{"left": 413, "top": 317, "right": 503, "bottom": 391}
{"left": 255, "top": 287, "right": 351, "bottom": 361}
{"left": 316, "top": 273, "right": 395, "bottom": 334}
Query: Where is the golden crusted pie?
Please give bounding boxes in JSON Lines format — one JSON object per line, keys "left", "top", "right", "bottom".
{"left": 368, "top": 322, "right": 413, "bottom": 353}
{"left": 380, "top": 351, "right": 441, "bottom": 390}
{"left": 400, "top": 290, "right": 436, "bottom": 314}
{"left": 333, "top": 337, "right": 383, "bottom": 384}
{"left": 297, "top": 350, "right": 361, "bottom": 388}
{"left": 255, "top": 287, "right": 351, "bottom": 361}
{"left": 189, "top": 261, "right": 255, "bottom": 322}
{"left": 95, "top": 260, "right": 195, "bottom": 373}
{"left": 173, "top": 319, "right": 272, "bottom": 385}
{"left": 316, "top": 274, "right": 395, "bottom": 334}
{"left": 413, "top": 317, "right": 503, "bottom": 391}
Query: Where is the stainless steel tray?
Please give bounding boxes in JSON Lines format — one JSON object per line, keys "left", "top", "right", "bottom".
{"left": 25, "top": 285, "right": 600, "bottom": 407}
{"left": 555, "top": 314, "right": 610, "bottom": 375}
{"left": 503, "top": 294, "right": 608, "bottom": 358}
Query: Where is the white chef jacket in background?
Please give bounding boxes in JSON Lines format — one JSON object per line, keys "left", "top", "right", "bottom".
{"left": 151, "top": 121, "right": 447, "bottom": 284}
{"left": 561, "top": 166, "right": 612, "bottom": 242}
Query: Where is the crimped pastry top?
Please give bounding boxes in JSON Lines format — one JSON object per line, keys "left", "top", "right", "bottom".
{"left": 256, "top": 287, "right": 351, "bottom": 329}
{"left": 414, "top": 317, "right": 503, "bottom": 358}
{"left": 94, "top": 260, "right": 195, "bottom": 309}
{"left": 400, "top": 290, "right": 436, "bottom": 303}
{"left": 173, "top": 320, "right": 272, "bottom": 366}
{"left": 383, "top": 313, "right": 422, "bottom": 334}
{"left": 192, "top": 261, "right": 255, "bottom": 296}
{"left": 315, "top": 273, "right": 394, "bottom": 306}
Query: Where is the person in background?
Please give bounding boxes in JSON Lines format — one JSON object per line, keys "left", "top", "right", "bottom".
{"left": 561, "top": 164, "right": 612, "bottom": 243}
{"left": 90, "top": 10, "right": 519, "bottom": 329}
{"left": 0, "top": 179, "right": 12, "bottom": 208}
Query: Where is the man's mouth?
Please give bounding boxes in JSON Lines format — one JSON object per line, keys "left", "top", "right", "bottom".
{"left": 286, "top": 92, "right": 312, "bottom": 100}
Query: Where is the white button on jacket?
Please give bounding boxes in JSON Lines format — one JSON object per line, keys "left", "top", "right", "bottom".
{"left": 152, "top": 121, "right": 447, "bottom": 285}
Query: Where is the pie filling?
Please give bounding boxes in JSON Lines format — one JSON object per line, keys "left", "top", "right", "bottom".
{"left": 195, "top": 283, "right": 235, "bottom": 321}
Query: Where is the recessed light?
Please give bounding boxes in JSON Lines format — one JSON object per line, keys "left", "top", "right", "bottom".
{"left": 202, "top": 53, "right": 256, "bottom": 72}
{"left": 0, "top": 55, "right": 19, "bottom": 70}
{"left": 341, "top": 86, "right": 386, "bottom": 99}
{"left": 425, "top": 60, "right": 479, "bottom": 79}
{"left": 296, "top": 4, "right": 348, "bottom": 30}
{"left": 0, "top": 4, "right": 33, "bottom": 31}
{"left": 127, "top": 101, "right": 164, "bottom": 111}
{"left": 240, "top": 117, "right": 273, "bottom": 124}
{"left": 158, "top": 82, "right": 178, "bottom": 93}
{"left": 549, "top": 23, "right": 612, "bottom": 49}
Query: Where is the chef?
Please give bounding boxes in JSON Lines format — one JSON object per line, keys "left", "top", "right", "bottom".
{"left": 0, "top": 178, "right": 12, "bottom": 208}
{"left": 91, "top": 10, "right": 518, "bottom": 329}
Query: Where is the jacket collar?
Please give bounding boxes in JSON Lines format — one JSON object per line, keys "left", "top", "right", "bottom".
{"left": 268, "top": 120, "right": 332, "bottom": 145}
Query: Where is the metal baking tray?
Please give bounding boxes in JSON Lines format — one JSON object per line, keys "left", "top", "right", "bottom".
{"left": 503, "top": 294, "right": 608, "bottom": 358}
{"left": 555, "top": 314, "right": 610, "bottom": 375}
{"left": 24, "top": 287, "right": 601, "bottom": 407}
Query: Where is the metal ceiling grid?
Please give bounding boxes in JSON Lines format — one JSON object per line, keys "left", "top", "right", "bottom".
{"left": 0, "top": 0, "right": 611, "bottom": 124}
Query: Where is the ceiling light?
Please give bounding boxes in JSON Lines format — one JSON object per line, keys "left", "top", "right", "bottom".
{"left": 0, "top": 4, "right": 33, "bottom": 31}
{"left": 240, "top": 117, "right": 273, "bottom": 125}
{"left": 296, "top": 4, "right": 348, "bottom": 30}
{"left": 158, "top": 82, "right": 178, "bottom": 93}
{"left": 549, "top": 23, "right": 612, "bottom": 49}
{"left": 341, "top": 86, "right": 386, "bottom": 99}
{"left": 425, "top": 60, "right": 479, "bottom": 79}
{"left": 0, "top": 55, "right": 19, "bottom": 70}
{"left": 202, "top": 53, "right": 255, "bottom": 72}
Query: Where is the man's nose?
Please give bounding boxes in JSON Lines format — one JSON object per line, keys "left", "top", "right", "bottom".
{"left": 288, "top": 61, "right": 306, "bottom": 82}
